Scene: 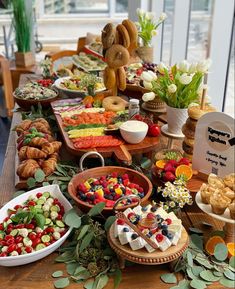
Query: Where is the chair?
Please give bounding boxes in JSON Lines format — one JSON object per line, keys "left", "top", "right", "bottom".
{"left": 0, "top": 55, "right": 14, "bottom": 117}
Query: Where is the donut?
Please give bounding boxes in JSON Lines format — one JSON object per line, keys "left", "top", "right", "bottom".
{"left": 182, "top": 124, "right": 195, "bottom": 139}
{"left": 122, "top": 19, "right": 138, "bottom": 51}
{"left": 103, "top": 67, "right": 116, "bottom": 90}
{"left": 102, "top": 96, "right": 127, "bottom": 112}
{"left": 116, "top": 24, "right": 130, "bottom": 48}
{"left": 105, "top": 45, "right": 129, "bottom": 68}
{"left": 184, "top": 137, "right": 195, "bottom": 147}
{"left": 116, "top": 67, "right": 126, "bottom": 91}
{"left": 101, "top": 23, "right": 116, "bottom": 49}
{"left": 185, "top": 117, "right": 197, "bottom": 131}
{"left": 182, "top": 141, "right": 194, "bottom": 155}
{"left": 188, "top": 105, "right": 216, "bottom": 120}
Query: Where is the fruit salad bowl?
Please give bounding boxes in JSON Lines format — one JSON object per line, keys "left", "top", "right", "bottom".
{"left": 68, "top": 152, "right": 153, "bottom": 214}
{"left": 0, "top": 185, "right": 73, "bottom": 266}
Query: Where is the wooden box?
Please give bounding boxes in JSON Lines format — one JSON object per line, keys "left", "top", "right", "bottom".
{"left": 15, "top": 51, "right": 35, "bottom": 67}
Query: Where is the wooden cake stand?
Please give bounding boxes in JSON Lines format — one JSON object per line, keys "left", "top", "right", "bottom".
{"left": 108, "top": 224, "right": 189, "bottom": 269}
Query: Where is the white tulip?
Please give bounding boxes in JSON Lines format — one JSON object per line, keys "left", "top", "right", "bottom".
{"left": 136, "top": 8, "right": 144, "bottom": 16}
{"left": 188, "top": 62, "right": 197, "bottom": 74}
{"left": 196, "top": 58, "right": 212, "bottom": 73}
{"left": 157, "top": 62, "right": 167, "bottom": 74}
{"left": 143, "top": 81, "right": 153, "bottom": 90}
{"left": 167, "top": 84, "right": 177, "bottom": 94}
{"left": 178, "top": 60, "right": 189, "bottom": 73}
{"left": 159, "top": 12, "right": 167, "bottom": 21}
{"left": 179, "top": 73, "right": 192, "bottom": 85}
{"left": 147, "top": 70, "right": 157, "bottom": 80}
{"left": 151, "top": 29, "right": 158, "bottom": 37}
{"left": 141, "top": 71, "right": 156, "bottom": 82}
{"left": 148, "top": 12, "right": 156, "bottom": 20}
{"left": 142, "top": 92, "right": 155, "bottom": 102}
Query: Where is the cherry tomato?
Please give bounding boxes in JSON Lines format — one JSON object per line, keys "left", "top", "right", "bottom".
{"left": 29, "top": 233, "right": 37, "bottom": 241}
{"left": 0, "top": 224, "right": 3, "bottom": 230}
{"left": 25, "top": 224, "right": 35, "bottom": 229}
{"left": 57, "top": 214, "right": 62, "bottom": 221}
{"left": 28, "top": 201, "right": 36, "bottom": 206}
{"left": 45, "top": 227, "right": 54, "bottom": 234}
{"left": 15, "top": 236, "right": 23, "bottom": 244}
{"left": 15, "top": 224, "right": 25, "bottom": 229}
{"left": 7, "top": 243, "right": 16, "bottom": 253}
{"left": 36, "top": 193, "right": 42, "bottom": 198}
{"left": 44, "top": 242, "right": 50, "bottom": 247}
{"left": 14, "top": 205, "right": 22, "bottom": 210}
{"left": 6, "top": 238, "right": 15, "bottom": 246}
{"left": 0, "top": 252, "right": 7, "bottom": 257}
{"left": 36, "top": 232, "right": 42, "bottom": 238}
{"left": 0, "top": 240, "right": 7, "bottom": 246}
{"left": 25, "top": 246, "right": 32, "bottom": 253}
{"left": 4, "top": 235, "right": 14, "bottom": 241}
{"left": 32, "top": 238, "right": 41, "bottom": 248}
{"left": 148, "top": 124, "right": 161, "bottom": 137}
{"left": 16, "top": 247, "right": 22, "bottom": 254}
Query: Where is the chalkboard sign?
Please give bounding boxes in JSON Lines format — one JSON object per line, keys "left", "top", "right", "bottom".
{"left": 192, "top": 112, "right": 234, "bottom": 177}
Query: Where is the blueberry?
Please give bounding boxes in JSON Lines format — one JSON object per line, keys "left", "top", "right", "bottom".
{"left": 136, "top": 215, "right": 141, "bottom": 220}
{"left": 162, "top": 229, "right": 168, "bottom": 236}
{"left": 123, "top": 227, "right": 129, "bottom": 232}
{"left": 110, "top": 189, "right": 115, "bottom": 193}
{"left": 151, "top": 206, "right": 157, "bottom": 212}
{"left": 159, "top": 218, "right": 164, "bottom": 223}
{"left": 161, "top": 224, "right": 168, "bottom": 230}
{"left": 109, "top": 195, "right": 114, "bottom": 200}
{"left": 158, "top": 223, "right": 162, "bottom": 228}
{"left": 80, "top": 194, "right": 86, "bottom": 201}
{"left": 147, "top": 232, "right": 153, "bottom": 238}
{"left": 142, "top": 206, "right": 148, "bottom": 212}
{"left": 167, "top": 233, "right": 173, "bottom": 240}
{"left": 126, "top": 198, "right": 132, "bottom": 204}
{"left": 139, "top": 193, "right": 144, "bottom": 198}
{"left": 131, "top": 233, "right": 138, "bottom": 240}
{"left": 156, "top": 214, "right": 161, "bottom": 219}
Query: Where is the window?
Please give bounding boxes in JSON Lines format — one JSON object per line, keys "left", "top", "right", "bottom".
{"left": 115, "top": 0, "right": 128, "bottom": 13}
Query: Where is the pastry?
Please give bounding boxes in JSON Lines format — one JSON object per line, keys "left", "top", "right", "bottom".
{"left": 182, "top": 124, "right": 195, "bottom": 139}
{"left": 41, "top": 153, "right": 58, "bottom": 176}
{"left": 184, "top": 137, "right": 195, "bottom": 147}
{"left": 18, "top": 146, "right": 47, "bottom": 161}
{"left": 116, "top": 67, "right": 126, "bottom": 91}
{"left": 200, "top": 183, "right": 216, "bottom": 204}
{"left": 116, "top": 24, "right": 130, "bottom": 48}
{"left": 105, "top": 44, "right": 129, "bottom": 69}
{"left": 42, "top": 141, "right": 62, "bottom": 155}
{"left": 17, "top": 159, "right": 40, "bottom": 179}
{"left": 15, "top": 119, "right": 32, "bottom": 135}
{"left": 182, "top": 141, "right": 194, "bottom": 155}
{"left": 122, "top": 19, "right": 138, "bottom": 51}
{"left": 208, "top": 173, "right": 225, "bottom": 189}
{"left": 101, "top": 23, "right": 116, "bottom": 49}
{"left": 188, "top": 105, "right": 216, "bottom": 121}
{"left": 229, "top": 201, "right": 235, "bottom": 219}
{"left": 103, "top": 67, "right": 116, "bottom": 89}
{"left": 223, "top": 173, "right": 235, "bottom": 191}
{"left": 222, "top": 187, "right": 235, "bottom": 201}
{"left": 209, "top": 191, "right": 231, "bottom": 215}
{"left": 102, "top": 96, "right": 127, "bottom": 112}
{"left": 185, "top": 117, "right": 197, "bottom": 131}
{"left": 29, "top": 137, "right": 49, "bottom": 148}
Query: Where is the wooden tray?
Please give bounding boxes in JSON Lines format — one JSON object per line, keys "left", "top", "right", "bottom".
{"left": 108, "top": 224, "right": 189, "bottom": 268}
{"left": 53, "top": 109, "right": 159, "bottom": 164}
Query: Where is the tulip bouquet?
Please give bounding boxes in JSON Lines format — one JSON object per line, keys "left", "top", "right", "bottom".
{"left": 142, "top": 59, "right": 211, "bottom": 108}
{"left": 136, "top": 9, "right": 167, "bottom": 47}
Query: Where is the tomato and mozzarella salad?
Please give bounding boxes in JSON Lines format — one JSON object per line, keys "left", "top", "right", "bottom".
{"left": 0, "top": 192, "right": 67, "bottom": 257}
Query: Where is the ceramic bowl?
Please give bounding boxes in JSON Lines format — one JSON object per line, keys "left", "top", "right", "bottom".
{"left": 120, "top": 120, "right": 148, "bottom": 144}
{"left": 0, "top": 185, "right": 73, "bottom": 266}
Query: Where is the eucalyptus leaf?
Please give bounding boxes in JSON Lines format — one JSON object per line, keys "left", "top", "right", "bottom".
{"left": 224, "top": 269, "right": 235, "bottom": 280}
{"left": 219, "top": 277, "right": 235, "bottom": 288}
{"left": 190, "top": 279, "right": 207, "bottom": 289}
{"left": 104, "top": 216, "right": 116, "bottom": 231}
{"left": 190, "top": 234, "right": 203, "bottom": 251}
{"left": 186, "top": 268, "right": 196, "bottom": 280}
{"left": 229, "top": 256, "right": 235, "bottom": 269}
{"left": 187, "top": 251, "right": 193, "bottom": 267}
{"left": 77, "top": 225, "right": 90, "bottom": 240}
{"left": 195, "top": 255, "right": 213, "bottom": 269}
{"left": 34, "top": 169, "right": 45, "bottom": 183}
{"left": 79, "top": 231, "right": 94, "bottom": 252}
{"left": 88, "top": 202, "right": 106, "bottom": 217}
{"left": 199, "top": 270, "right": 220, "bottom": 282}
{"left": 55, "top": 251, "right": 75, "bottom": 262}
{"left": 27, "top": 177, "right": 36, "bottom": 188}
{"left": 64, "top": 209, "right": 81, "bottom": 228}
{"left": 160, "top": 273, "right": 177, "bottom": 284}
{"left": 214, "top": 243, "right": 228, "bottom": 261}
{"left": 113, "top": 269, "right": 122, "bottom": 289}
{"left": 191, "top": 266, "right": 204, "bottom": 277}
{"left": 84, "top": 280, "right": 94, "bottom": 289}
{"left": 74, "top": 266, "right": 86, "bottom": 276}
{"left": 52, "top": 271, "right": 64, "bottom": 278}
{"left": 66, "top": 262, "right": 79, "bottom": 275}
{"left": 189, "top": 227, "right": 203, "bottom": 235}
{"left": 96, "top": 274, "right": 109, "bottom": 289}
{"left": 54, "top": 277, "right": 70, "bottom": 289}
{"left": 176, "top": 279, "right": 190, "bottom": 289}
{"left": 213, "top": 271, "right": 223, "bottom": 277}
{"left": 42, "top": 182, "right": 50, "bottom": 186}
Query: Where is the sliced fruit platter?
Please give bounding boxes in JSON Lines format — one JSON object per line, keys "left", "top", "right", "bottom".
{"left": 126, "top": 62, "right": 158, "bottom": 86}
{"left": 72, "top": 53, "right": 106, "bottom": 72}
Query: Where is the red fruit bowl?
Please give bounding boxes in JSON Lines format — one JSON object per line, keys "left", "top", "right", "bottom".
{"left": 68, "top": 165, "right": 152, "bottom": 215}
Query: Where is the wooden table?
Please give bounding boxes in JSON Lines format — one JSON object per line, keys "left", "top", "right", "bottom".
{"left": 0, "top": 75, "right": 224, "bottom": 289}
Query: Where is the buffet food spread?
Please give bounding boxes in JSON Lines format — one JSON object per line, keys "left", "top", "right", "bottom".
{"left": 0, "top": 12, "right": 235, "bottom": 289}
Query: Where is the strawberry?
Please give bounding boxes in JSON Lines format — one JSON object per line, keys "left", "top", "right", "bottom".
{"left": 164, "top": 163, "right": 175, "bottom": 173}
{"left": 106, "top": 200, "right": 115, "bottom": 207}
{"left": 163, "top": 171, "right": 176, "bottom": 182}
{"left": 167, "top": 160, "right": 178, "bottom": 167}
{"left": 178, "top": 157, "right": 190, "bottom": 166}
{"left": 117, "top": 219, "right": 125, "bottom": 225}
{"left": 156, "top": 233, "right": 164, "bottom": 242}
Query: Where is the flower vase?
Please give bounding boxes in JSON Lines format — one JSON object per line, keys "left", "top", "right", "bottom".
{"left": 166, "top": 105, "right": 188, "bottom": 135}
{"left": 136, "top": 46, "right": 153, "bottom": 63}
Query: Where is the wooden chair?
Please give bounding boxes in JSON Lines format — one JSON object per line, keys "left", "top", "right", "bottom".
{"left": 0, "top": 55, "right": 14, "bottom": 117}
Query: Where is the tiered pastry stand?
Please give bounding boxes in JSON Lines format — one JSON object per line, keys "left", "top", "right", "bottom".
{"left": 108, "top": 224, "right": 189, "bottom": 269}
{"left": 196, "top": 191, "right": 235, "bottom": 243}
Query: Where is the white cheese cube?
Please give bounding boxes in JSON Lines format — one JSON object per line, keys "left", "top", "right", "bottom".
{"left": 133, "top": 205, "right": 142, "bottom": 215}
{"left": 145, "top": 235, "right": 159, "bottom": 253}
{"left": 129, "top": 237, "right": 146, "bottom": 250}
{"left": 155, "top": 207, "right": 169, "bottom": 220}
{"left": 171, "top": 231, "right": 181, "bottom": 246}
{"left": 118, "top": 232, "right": 133, "bottom": 245}
{"left": 167, "top": 212, "right": 178, "bottom": 221}
{"left": 123, "top": 208, "right": 133, "bottom": 217}
{"left": 158, "top": 236, "right": 171, "bottom": 251}
{"left": 114, "top": 224, "right": 125, "bottom": 238}
{"left": 172, "top": 219, "right": 182, "bottom": 225}
{"left": 168, "top": 224, "right": 182, "bottom": 234}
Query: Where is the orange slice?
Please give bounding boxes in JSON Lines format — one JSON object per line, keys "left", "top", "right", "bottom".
{"left": 175, "top": 165, "right": 193, "bottom": 180}
{"left": 227, "top": 243, "right": 235, "bottom": 258}
{"left": 155, "top": 160, "right": 166, "bottom": 169}
{"left": 205, "top": 236, "right": 225, "bottom": 255}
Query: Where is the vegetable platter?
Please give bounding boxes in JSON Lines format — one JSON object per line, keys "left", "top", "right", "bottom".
{"left": 0, "top": 184, "right": 72, "bottom": 266}
{"left": 51, "top": 98, "right": 159, "bottom": 164}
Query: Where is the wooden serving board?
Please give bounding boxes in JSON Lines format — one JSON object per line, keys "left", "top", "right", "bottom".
{"left": 53, "top": 109, "right": 159, "bottom": 165}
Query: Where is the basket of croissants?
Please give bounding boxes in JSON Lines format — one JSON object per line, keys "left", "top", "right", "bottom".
{"left": 15, "top": 118, "right": 62, "bottom": 181}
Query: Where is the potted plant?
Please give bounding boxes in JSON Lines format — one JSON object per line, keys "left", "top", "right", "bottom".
{"left": 135, "top": 9, "right": 167, "bottom": 62}
{"left": 142, "top": 59, "right": 211, "bottom": 135}
{"left": 12, "top": 0, "right": 35, "bottom": 67}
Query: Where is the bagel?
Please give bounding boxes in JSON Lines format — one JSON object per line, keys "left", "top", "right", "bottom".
{"left": 182, "top": 141, "right": 194, "bottom": 155}
{"left": 116, "top": 24, "right": 130, "bottom": 48}
{"left": 103, "top": 67, "right": 116, "bottom": 90}
{"left": 182, "top": 124, "right": 195, "bottom": 139}
{"left": 101, "top": 23, "right": 116, "bottom": 49}
{"left": 102, "top": 96, "right": 127, "bottom": 112}
{"left": 105, "top": 44, "right": 129, "bottom": 69}
{"left": 185, "top": 117, "right": 197, "bottom": 131}
{"left": 122, "top": 19, "right": 138, "bottom": 51}
{"left": 116, "top": 67, "right": 126, "bottom": 91}
{"left": 184, "top": 137, "right": 195, "bottom": 147}
{"left": 188, "top": 104, "right": 216, "bottom": 120}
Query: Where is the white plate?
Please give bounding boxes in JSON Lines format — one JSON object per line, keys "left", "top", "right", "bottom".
{"left": 54, "top": 76, "right": 106, "bottom": 94}
{"left": 0, "top": 185, "right": 73, "bottom": 266}
{"left": 195, "top": 191, "right": 235, "bottom": 224}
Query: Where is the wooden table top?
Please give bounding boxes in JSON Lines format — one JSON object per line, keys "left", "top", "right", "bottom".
{"left": 0, "top": 75, "right": 224, "bottom": 289}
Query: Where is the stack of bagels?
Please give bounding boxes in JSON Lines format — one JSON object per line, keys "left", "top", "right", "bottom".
{"left": 102, "top": 19, "right": 138, "bottom": 93}
{"left": 182, "top": 104, "right": 216, "bottom": 160}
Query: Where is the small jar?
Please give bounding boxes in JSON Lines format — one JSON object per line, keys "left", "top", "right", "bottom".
{"left": 129, "top": 99, "right": 140, "bottom": 119}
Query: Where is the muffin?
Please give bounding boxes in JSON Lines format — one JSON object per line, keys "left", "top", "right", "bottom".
{"left": 200, "top": 183, "right": 213, "bottom": 204}
{"left": 222, "top": 187, "right": 235, "bottom": 201}
{"left": 209, "top": 191, "right": 231, "bottom": 215}
{"left": 229, "top": 201, "right": 235, "bottom": 219}
{"left": 223, "top": 173, "right": 235, "bottom": 191}
{"left": 208, "top": 173, "right": 225, "bottom": 189}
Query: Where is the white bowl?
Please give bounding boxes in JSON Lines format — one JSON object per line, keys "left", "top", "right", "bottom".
{"left": 120, "top": 120, "right": 148, "bottom": 144}
{"left": 0, "top": 185, "right": 73, "bottom": 267}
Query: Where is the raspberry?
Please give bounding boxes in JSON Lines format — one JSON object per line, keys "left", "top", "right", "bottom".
{"left": 156, "top": 234, "right": 164, "bottom": 242}
{"left": 147, "top": 213, "right": 156, "bottom": 220}
{"left": 165, "top": 218, "right": 172, "bottom": 225}
{"left": 127, "top": 212, "right": 135, "bottom": 219}
{"left": 117, "top": 219, "right": 125, "bottom": 225}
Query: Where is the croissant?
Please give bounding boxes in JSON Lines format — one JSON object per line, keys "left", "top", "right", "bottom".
{"left": 17, "top": 159, "right": 40, "bottom": 179}
{"left": 33, "top": 118, "right": 50, "bottom": 129}
{"left": 29, "top": 123, "right": 51, "bottom": 135}
{"left": 29, "top": 137, "right": 49, "bottom": 148}
{"left": 15, "top": 120, "right": 32, "bottom": 136}
{"left": 41, "top": 153, "right": 58, "bottom": 176}
{"left": 19, "top": 146, "right": 47, "bottom": 161}
{"left": 42, "top": 141, "right": 62, "bottom": 154}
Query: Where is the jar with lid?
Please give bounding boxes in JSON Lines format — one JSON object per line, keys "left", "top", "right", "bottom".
{"left": 129, "top": 99, "right": 140, "bottom": 119}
